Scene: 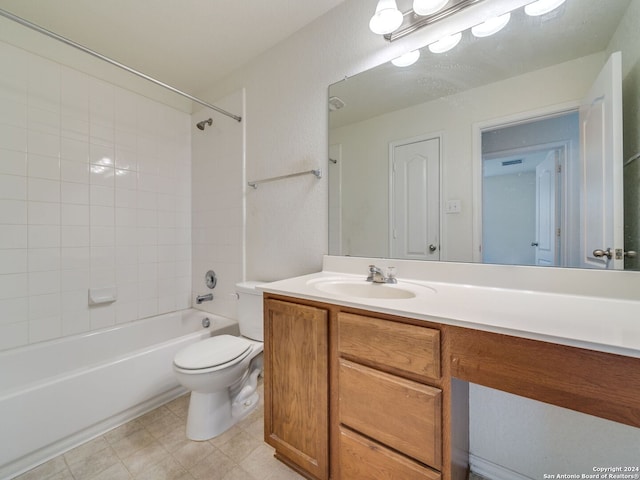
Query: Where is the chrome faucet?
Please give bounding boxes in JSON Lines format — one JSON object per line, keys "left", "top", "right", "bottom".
{"left": 196, "top": 293, "right": 213, "bottom": 304}
{"left": 366, "top": 265, "right": 397, "bottom": 284}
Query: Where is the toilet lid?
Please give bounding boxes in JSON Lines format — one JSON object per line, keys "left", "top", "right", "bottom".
{"left": 174, "top": 335, "right": 252, "bottom": 370}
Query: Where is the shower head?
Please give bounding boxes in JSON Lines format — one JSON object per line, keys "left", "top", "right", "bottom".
{"left": 196, "top": 118, "right": 213, "bottom": 130}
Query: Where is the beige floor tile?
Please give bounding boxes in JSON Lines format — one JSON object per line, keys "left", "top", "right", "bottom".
{"left": 66, "top": 445, "right": 121, "bottom": 480}
{"left": 63, "top": 436, "right": 111, "bottom": 466}
{"left": 165, "top": 394, "right": 190, "bottom": 419}
{"left": 110, "top": 427, "right": 157, "bottom": 459}
{"left": 89, "top": 462, "right": 132, "bottom": 480}
{"left": 144, "top": 412, "right": 183, "bottom": 439}
{"left": 188, "top": 448, "right": 237, "bottom": 480}
{"left": 120, "top": 441, "right": 168, "bottom": 477}
{"left": 133, "top": 456, "right": 190, "bottom": 480}
{"left": 220, "top": 466, "right": 256, "bottom": 480}
{"left": 14, "top": 456, "right": 69, "bottom": 480}
{"left": 215, "top": 430, "right": 263, "bottom": 464}
{"left": 104, "top": 419, "right": 145, "bottom": 445}
{"left": 207, "top": 425, "right": 243, "bottom": 449}
{"left": 173, "top": 440, "right": 216, "bottom": 470}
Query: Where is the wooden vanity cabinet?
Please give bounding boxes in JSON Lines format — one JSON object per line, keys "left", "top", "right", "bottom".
{"left": 263, "top": 298, "right": 329, "bottom": 480}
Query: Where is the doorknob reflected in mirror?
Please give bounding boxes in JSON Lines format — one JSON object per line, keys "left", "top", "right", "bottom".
{"left": 592, "top": 248, "right": 613, "bottom": 259}
{"left": 531, "top": 242, "right": 539, "bottom": 247}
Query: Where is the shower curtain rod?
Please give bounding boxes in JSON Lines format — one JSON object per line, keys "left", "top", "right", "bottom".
{"left": 0, "top": 8, "right": 242, "bottom": 123}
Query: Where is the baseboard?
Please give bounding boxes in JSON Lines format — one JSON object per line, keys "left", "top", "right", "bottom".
{"left": 2, "top": 386, "right": 187, "bottom": 480}
{"left": 469, "top": 454, "right": 533, "bottom": 480}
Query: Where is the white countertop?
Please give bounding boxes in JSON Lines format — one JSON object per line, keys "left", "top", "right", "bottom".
{"left": 260, "top": 265, "right": 640, "bottom": 359}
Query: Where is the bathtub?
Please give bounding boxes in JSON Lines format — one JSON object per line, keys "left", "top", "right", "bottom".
{"left": 0, "top": 309, "right": 239, "bottom": 479}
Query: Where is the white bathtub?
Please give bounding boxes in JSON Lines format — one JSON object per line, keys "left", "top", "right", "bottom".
{"left": 0, "top": 309, "right": 239, "bottom": 480}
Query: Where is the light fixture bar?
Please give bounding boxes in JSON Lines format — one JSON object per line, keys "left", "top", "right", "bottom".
{"left": 384, "top": 0, "right": 486, "bottom": 42}
{"left": 0, "top": 8, "right": 242, "bottom": 122}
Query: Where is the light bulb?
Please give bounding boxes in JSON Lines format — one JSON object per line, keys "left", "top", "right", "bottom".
{"left": 391, "top": 50, "right": 420, "bottom": 67}
{"left": 471, "top": 12, "right": 511, "bottom": 38}
{"left": 413, "top": 0, "right": 449, "bottom": 16}
{"left": 428, "top": 32, "right": 462, "bottom": 53}
{"left": 524, "top": 0, "right": 566, "bottom": 16}
{"left": 369, "top": 0, "right": 403, "bottom": 35}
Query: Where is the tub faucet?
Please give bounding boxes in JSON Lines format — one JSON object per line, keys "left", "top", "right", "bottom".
{"left": 196, "top": 293, "right": 213, "bottom": 304}
{"left": 366, "top": 265, "right": 397, "bottom": 284}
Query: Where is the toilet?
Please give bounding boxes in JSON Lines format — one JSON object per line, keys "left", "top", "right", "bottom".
{"left": 173, "top": 281, "right": 264, "bottom": 441}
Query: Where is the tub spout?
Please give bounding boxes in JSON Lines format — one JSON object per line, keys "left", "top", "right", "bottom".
{"left": 196, "top": 293, "right": 213, "bottom": 304}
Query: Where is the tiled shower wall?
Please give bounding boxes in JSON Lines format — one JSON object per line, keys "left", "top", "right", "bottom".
{"left": 0, "top": 40, "right": 192, "bottom": 351}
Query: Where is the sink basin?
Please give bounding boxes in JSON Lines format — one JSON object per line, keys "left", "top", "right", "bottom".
{"left": 308, "top": 277, "right": 435, "bottom": 300}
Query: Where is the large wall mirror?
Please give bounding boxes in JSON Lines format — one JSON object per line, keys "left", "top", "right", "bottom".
{"left": 328, "top": 0, "right": 640, "bottom": 271}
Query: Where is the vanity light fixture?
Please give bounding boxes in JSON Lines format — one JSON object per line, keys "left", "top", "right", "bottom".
{"left": 428, "top": 31, "right": 462, "bottom": 53}
{"left": 524, "top": 0, "right": 566, "bottom": 16}
{"left": 391, "top": 49, "right": 421, "bottom": 67}
{"left": 369, "top": 0, "right": 403, "bottom": 35}
{"left": 471, "top": 12, "right": 511, "bottom": 37}
{"left": 413, "top": 0, "right": 450, "bottom": 16}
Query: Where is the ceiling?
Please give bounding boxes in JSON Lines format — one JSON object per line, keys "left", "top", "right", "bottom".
{"left": 0, "top": 0, "right": 346, "bottom": 96}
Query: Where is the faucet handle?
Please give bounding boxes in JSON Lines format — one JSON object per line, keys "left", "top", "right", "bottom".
{"left": 386, "top": 266, "right": 397, "bottom": 284}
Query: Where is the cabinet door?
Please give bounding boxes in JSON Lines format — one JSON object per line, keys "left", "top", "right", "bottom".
{"left": 264, "top": 299, "right": 329, "bottom": 480}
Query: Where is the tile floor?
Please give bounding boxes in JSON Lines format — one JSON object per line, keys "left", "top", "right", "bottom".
{"left": 15, "top": 384, "right": 305, "bottom": 480}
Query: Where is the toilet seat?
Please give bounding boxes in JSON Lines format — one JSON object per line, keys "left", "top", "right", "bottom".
{"left": 174, "top": 335, "right": 253, "bottom": 372}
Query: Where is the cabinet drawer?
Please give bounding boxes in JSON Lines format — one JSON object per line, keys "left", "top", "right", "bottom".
{"left": 339, "top": 359, "right": 442, "bottom": 469}
{"left": 338, "top": 312, "right": 440, "bottom": 381}
{"left": 339, "top": 427, "right": 441, "bottom": 480}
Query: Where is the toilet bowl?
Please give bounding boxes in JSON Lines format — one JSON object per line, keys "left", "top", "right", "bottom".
{"left": 173, "top": 281, "right": 264, "bottom": 440}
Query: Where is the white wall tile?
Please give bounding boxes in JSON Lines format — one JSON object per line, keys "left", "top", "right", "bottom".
{"left": 0, "top": 149, "right": 27, "bottom": 176}
{"left": 0, "top": 249, "right": 27, "bottom": 276}
{"left": 61, "top": 160, "right": 90, "bottom": 184}
{"left": 61, "top": 226, "right": 90, "bottom": 248}
{"left": 29, "top": 315, "right": 63, "bottom": 343}
{"left": 0, "top": 273, "right": 28, "bottom": 299}
{"left": 0, "top": 41, "right": 192, "bottom": 350}
{"left": 28, "top": 248, "right": 60, "bottom": 272}
{"left": 28, "top": 225, "right": 60, "bottom": 248}
{"left": 0, "top": 225, "right": 27, "bottom": 249}
{"left": 90, "top": 303, "right": 115, "bottom": 330}
{"left": 0, "top": 124, "right": 27, "bottom": 152}
{"left": 0, "top": 174, "right": 27, "bottom": 200}
{"left": 28, "top": 56, "right": 60, "bottom": 113}
{"left": 0, "top": 321, "right": 28, "bottom": 350}
{"left": 62, "top": 310, "right": 90, "bottom": 336}
{"left": 28, "top": 178, "right": 60, "bottom": 203}
{"left": 28, "top": 201, "right": 60, "bottom": 225}
{"left": 0, "top": 97, "right": 27, "bottom": 128}
{"left": 29, "top": 293, "right": 61, "bottom": 320}
{"left": 62, "top": 182, "right": 89, "bottom": 205}
{"left": 28, "top": 153, "right": 60, "bottom": 180}
{"left": 0, "top": 199, "right": 27, "bottom": 224}
{"left": 62, "top": 204, "right": 89, "bottom": 225}
{"left": 28, "top": 270, "right": 60, "bottom": 296}
{"left": 0, "top": 297, "right": 28, "bottom": 325}
{"left": 28, "top": 130, "right": 59, "bottom": 157}
{"left": 90, "top": 185, "right": 114, "bottom": 206}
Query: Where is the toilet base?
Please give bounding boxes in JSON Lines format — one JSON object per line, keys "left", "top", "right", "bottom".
{"left": 185, "top": 390, "right": 234, "bottom": 441}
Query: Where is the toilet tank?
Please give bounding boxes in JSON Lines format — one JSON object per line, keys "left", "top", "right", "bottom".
{"left": 235, "top": 281, "right": 265, "bottom": 341}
